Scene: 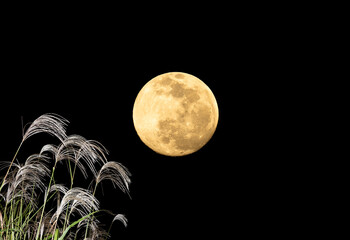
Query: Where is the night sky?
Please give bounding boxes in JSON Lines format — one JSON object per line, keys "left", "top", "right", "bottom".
{"left": 0, "top": 25, "right": 233, "bottom": 239}
{"left": 1, "top": 9, "right": 303, "bottom": 239}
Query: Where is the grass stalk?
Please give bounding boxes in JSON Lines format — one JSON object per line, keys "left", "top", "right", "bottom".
{"left": 83, "top": 180, "right": 99, "bottom": 239}
{"left": 62, "top": 159, "right": 78, "bottom": 232}
{"left": 19, "top": 190, "right": 23, "bottom": 236}
{"left": 35, "top": 163, "right": 57, "bottom": 240}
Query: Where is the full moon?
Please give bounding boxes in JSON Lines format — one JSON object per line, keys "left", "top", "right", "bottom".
{"left": 133, "top": 72, "right": 219, "bottom": 156}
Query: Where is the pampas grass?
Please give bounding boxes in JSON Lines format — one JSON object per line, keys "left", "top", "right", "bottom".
{"left": 0, "top": 114, "right": 131, "bottom": 240}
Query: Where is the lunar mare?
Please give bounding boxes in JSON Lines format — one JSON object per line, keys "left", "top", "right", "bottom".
{"left": 133, "top": 72, "right": 219, "bottom": 156}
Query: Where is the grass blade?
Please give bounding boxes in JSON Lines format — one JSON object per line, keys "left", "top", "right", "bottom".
{"left": 58, "top": 211, "right": 99, "bottom": 240}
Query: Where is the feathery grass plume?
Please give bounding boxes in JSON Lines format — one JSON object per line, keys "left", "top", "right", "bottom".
{"left": 0, "top": 161, "right": 20, "bottom": 173}
{"left": 48, "top": 135, "right": 109, "bottom": 179}
{"left": 4, "top": 155, "right": 50, "bottom": 205}
{"left": 39, "top": 144, "right": 58, "bottom": 157}
{"left": 96, "top": 161, "right": 131, "bottom": 194}
{"left": 39, "top": 136, "right": 106, "bottom": 180}
{"left": 113, "top": 214, "right": 128, "bottom": 227}
{"left": 19, "top": 155, "right": 50, "bottom": 191}
{"left": 50, "top": 184, "right": 69, "bottom": 196}
{"left": 49, "top": 184, "right": 69, "bottom": 211}
{"left": 22, "top": 113, "right": 69, "bottom": 143}
{"left": 0, "top": 114, "right": 68, "bottom": 192}
{"left": 51, "top": 188, "right": 99, "bottom": 225}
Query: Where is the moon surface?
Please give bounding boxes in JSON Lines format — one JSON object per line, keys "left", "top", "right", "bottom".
{"left": 133, "top": 72, "right": 219, "bottom": 156}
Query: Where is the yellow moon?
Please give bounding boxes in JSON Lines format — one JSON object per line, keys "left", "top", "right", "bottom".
{"left": 133, "top": 72, "right": 219, "bottom": 156}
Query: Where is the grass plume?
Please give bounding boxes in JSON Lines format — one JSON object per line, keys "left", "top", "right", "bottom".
{"left": 0, "top": 114, "right": 131, "bottom": 240}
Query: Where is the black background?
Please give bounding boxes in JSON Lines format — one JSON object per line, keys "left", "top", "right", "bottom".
{"left": 1, "top": 15, "right": 234, "bottom": 239}
{"left": 0, "top": 5, "right": 308, "bottom": 239}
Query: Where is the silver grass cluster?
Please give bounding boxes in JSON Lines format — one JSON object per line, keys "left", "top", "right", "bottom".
{"left": 96, "top": 161, "right": 131, "bottom": 194}
{"left": 40, "top": 135, "right": 109, "bottom": 179}
{"left": 20, "top": 155, "right": 50, "bottom": 192}
{"left": 22, "top": 113, "right": 69, "bottom": 143}
{"left": 0, "top": 113, "right": 131, "bottom": 239}
{"left": 51, "top": 188, "right": 99, "bottom": 225}
{"left": 1, "top": 154, "right": 50, "bottom": 204}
